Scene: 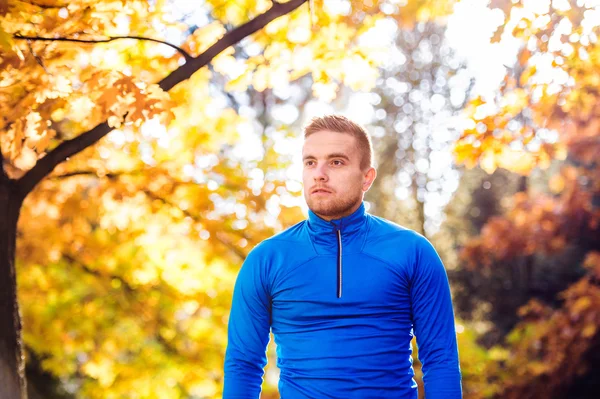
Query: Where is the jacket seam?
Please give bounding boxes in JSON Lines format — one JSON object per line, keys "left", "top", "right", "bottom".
{"left": 359, "top": 215, "right": 373, "bottom": 252}
{"left": 303, "top": 222, "right": 321, "bottom": 256}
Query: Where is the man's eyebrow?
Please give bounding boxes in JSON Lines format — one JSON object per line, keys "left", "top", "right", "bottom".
{"left": 328, "top": 153, "right": 350, "bottom": 160}
{"left": 302, "top": 153, "right": 350, "bottom": 161}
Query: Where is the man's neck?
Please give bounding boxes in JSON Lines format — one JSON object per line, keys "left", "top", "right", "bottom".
{"left": 313, "top": 201, "right": 363, "bottom": 222}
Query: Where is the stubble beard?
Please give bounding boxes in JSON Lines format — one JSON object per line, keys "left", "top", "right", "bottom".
{"left": 307, "top": 191, "right": 363, "bottom": 220}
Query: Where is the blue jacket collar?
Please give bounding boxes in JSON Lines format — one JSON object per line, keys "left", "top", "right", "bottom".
{"left": 307, "top": 202, "right": 367, "bottom": 235}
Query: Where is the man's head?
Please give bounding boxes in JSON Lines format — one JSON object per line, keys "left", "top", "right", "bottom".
{"left": 302, "top": 115, "right": 377, "bottom": 221}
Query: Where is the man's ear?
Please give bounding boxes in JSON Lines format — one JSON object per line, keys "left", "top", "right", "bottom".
{"left": 362, "top": 167, "right": 377, "bottom": 192}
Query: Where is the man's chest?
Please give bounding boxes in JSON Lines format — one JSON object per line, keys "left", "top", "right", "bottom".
{"left": 269, "top": 253, "right": 413, "bottom": 329}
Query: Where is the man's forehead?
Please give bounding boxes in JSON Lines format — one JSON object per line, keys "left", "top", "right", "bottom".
{"left": 302, "top": 131, "right": 357, "bottom": 154}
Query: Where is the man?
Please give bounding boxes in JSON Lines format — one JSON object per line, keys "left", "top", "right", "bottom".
{"left": 223, "top": 115, "right": 462, "bottom": 398}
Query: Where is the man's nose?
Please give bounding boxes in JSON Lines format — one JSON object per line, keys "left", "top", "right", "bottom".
{"left": 314, "top": 164, "right": 328, "bottom": 182}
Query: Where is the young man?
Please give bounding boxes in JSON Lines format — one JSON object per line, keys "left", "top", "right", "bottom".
{"left": 223, "top": 115, "right": 462, "bottom": 398}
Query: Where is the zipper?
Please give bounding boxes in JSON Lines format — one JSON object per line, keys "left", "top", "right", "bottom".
{"left": 336, "top": 229, "right": 343, "bottom": 298}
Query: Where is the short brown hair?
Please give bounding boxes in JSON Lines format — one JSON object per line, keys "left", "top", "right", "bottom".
{"left": 303, "top": 115, "right": 374, "bottom": 170}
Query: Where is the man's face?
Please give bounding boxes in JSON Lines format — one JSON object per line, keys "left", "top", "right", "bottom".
{"left": 302, "top": 130, "right": 375, "bottom": 221}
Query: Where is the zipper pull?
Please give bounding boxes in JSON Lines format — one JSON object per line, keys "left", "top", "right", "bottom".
{"left": 336, "top": 229, "right": 342, "bottom": 298}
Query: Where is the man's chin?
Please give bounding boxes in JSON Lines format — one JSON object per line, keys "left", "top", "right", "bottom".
{"left": 308, "top": 200, "right": 356, "bottom": 219}
{"left": 308, "top": 205, "right": 332, "bottom": 218}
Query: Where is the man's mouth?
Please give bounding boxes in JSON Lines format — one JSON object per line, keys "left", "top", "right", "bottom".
{"left": 312, "top": 188, "right": 332, "bottom": 195}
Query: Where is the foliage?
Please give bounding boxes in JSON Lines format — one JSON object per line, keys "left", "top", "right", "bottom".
{"left": 490, "top": 256, "right": 600, "bottom": 398}
{"left": 442, "top": 167, "right": 526, "bottom": 344}
{"left": 456, "top": 0, "right": 600, "bottom": 397}
{"left": 411, "top": 321, "right": 493, "bottom": 399}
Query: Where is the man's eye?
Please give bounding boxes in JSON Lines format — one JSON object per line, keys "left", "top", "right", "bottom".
{"left": 332, "top": 160, "right": 344, "bottom": 166}
{"left": 305, "top": 160, "right": 315, "bottom": 166}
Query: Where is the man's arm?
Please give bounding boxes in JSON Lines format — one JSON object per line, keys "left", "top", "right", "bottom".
{"left": 410, "top": 236, "right": 462, "bottom": 398}
{"left": 223, "top": 247, "right": 272, "bottom": 399}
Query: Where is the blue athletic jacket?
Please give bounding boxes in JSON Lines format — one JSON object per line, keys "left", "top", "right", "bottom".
{"left": 223, "top": 202, "right": 462, "bottom": 398}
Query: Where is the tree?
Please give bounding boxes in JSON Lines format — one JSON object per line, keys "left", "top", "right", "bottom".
{"left": 443, "top": 166, "right": 528, "bottom": 345}
{"left": 1, "top": 1, "right": 449, "bottom": 397}
{"left": 454, "top": 0, "right": 600, "bottom": 396}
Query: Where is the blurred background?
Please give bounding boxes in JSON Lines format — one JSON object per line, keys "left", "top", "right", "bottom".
{"left": 1, "top": 0, "right": 599, "bottom": 398}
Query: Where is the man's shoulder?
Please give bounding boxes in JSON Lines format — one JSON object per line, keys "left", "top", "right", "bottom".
{"left": 266, "top": 219, "right": 308, "bottom": 244}
{"left": 363, "top": 215, "right": 437, "bottom": 271}
{"left": 249, "top": 220, "right": 312, "bottom": 257}
{"left": 366, "top": 214, "right": 424, "bottom": 242}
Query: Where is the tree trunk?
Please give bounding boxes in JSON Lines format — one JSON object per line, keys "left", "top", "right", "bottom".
{"left": 0, "top": 178, "right": 26, "bottom": 399}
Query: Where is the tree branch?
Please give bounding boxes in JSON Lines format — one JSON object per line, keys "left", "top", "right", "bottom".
{"left": 48, "top": 170, "right": 139, "bottom": 180}
{"left": 25, "top": 39, "right": 49, "bottom": 74}
{"left": 63, "top": 253, "right": 135, "bottom": 294}
{"left": 16, "top": 0, "right": 308, "bottom": 198}
{"left": 20, "top": 0, "right": 68, "bottom": 9}
{"left": 13, "top": 34, "right": 193, "bottom": 62}
{"left": 0, "top": 145, "right": 8, "bottom": 182}
{"left": 157, "top": 0, "right": 306, "bottom": 92}
{"left": 47, "top": 168, "right": 244, "bottom": 191}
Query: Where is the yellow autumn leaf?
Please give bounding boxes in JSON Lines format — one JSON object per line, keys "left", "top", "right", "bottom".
{"left": 13, "top": 146, "right": 37, "bottom": 170}
{"left": 0, "top": 22, "right": 24, "bottom": 60}
{"left": 548, "top": 174, "right": 565, "bottom": 194}
{"left": 488, "top": 346, "right": 510, "bottom": 361}
{"left": 479, "top": 150, "right": 498, "bottom": 174}
{"left": 188, "top": 21, "right": 227, "bottom": 57}
{"left": 312, "top": 81, "right": 339, "bottom": 102}
{"left": 496, "top": 148, "right": 536, "bottom": 175}
{"left": 502, "top": 88, "right": 529, "bottom": 115}
{"left": 582, "top": 324, "right": 597, "bottom": 338}
{"left": 571, "top": 297, "right": 592, "bottom": 315}
{"left": 252, "top": 64, "right": 270, "bottom": 92}
{"left": 82, "top": 357, "right": 116, "bottom": 387}
{"left": 225, "top": 71, "right": 252, "bottom": 92}
{"left": 68, "top": 97, "right": 97, "bottom": 123}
